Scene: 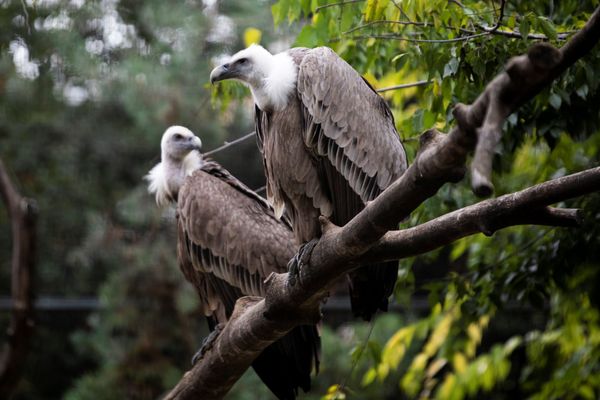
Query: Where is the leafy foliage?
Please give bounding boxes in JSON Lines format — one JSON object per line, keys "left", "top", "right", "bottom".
{"left": 0, "top": 0, "right": 271, "bottom": 397}
{"left": 267, "top": 0, "right": 600, "bottom": 398}
{"left": 1, "top": 0, "right": 599, "bottom": 398}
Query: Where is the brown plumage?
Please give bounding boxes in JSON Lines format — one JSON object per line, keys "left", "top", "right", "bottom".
{"left": 147, "top": 126, "right": 320, "bottom": 400}
{"left": 211, "top": 46, "right": 408, "bottom": 320}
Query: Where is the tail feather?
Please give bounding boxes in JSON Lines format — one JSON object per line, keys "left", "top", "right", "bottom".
{"left": 252, "top": 324, "right": 321, "bottom": 400}
{"left": 203, "top": 277, "right": 319, "bottom": 399}
{"left": 348, "top": 260, "right": 398, "bottom": 321}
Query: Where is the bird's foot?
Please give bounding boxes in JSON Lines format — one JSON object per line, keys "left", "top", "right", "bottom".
{"left": 191, "top": 323, "right": 225, "bottom": 366}
{"left": 287, "top": 238, "right": 319, "bottom": 287}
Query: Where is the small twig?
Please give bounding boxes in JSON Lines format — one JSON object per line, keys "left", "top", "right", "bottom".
{"left": 19, "top": 0, "right": 31, "bottom": 35}
{"left": 450, "top": 0, "right": 572, "bottom": 40}
{"left": 482, "top": 28, "right": 574, "bottom": 40}
{"left": 315, "top": 0, "right": 364, "bottom": 13}
{"left": 377, "top": 80, "right": 431, "bottom": 93}
{"left": 342, "top": 17, "right": 573, "bottom": 41}
{"left": 491, "top": 0, "right": 507, "bottom": 32}
{"left": 333, "top": 32, "right": 491, "bottom": 44}
{"left": 333, "top": 320, "right": 377, "bottom": 400}
{"left": 203, "top": 132, "right": 256, "bottom": 157}
{"left": 342, "top": 19, "right": 474, "bottom": 35}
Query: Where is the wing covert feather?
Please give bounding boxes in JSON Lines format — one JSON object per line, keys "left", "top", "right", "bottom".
{"left": 297, "top": 46, "right": 408, "bottom": 203}
{"left": 178, "top": 168, "right": 296, "bottom": 300}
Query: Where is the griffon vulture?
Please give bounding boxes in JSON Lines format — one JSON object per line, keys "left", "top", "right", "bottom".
{"left": 210, "top": 45, "right": 408, "bottom": 321}
{"left": 146, "top": 125, "right": 320, "bottom": 400}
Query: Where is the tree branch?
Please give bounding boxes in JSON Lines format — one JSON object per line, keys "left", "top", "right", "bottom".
{"left": 341, "top": 17, "right": 573, "bottom": 41}
{"left": 458, "top": 4, "right": 600, "bottom": 196}
{"left": 364, "top": 166, "right": 600, "bottom": 263}
{"left": 0, "top": 157, "right": 36, "bottom": 398}
{"left": 315, "top": 0, "right": 364, "bottom": 13}
{"left": 376, "top": 79, "right": 431, "bottom": 93}
{"left": 332, "top": 32, "right": 492, "bottom": 44}
{"left": 166, "top": 6, "right": 600, "bottom": 399}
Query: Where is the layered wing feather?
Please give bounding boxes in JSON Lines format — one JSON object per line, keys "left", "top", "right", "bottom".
{"left": 256, "top": 104, "right": 329, "bottom": 243}
{"left": 296, "top": 46, "right": 408, "bottom": 204}
{"left": 295, "top": 47, "right": 408, "bottom": 320}
{"left": 178, "top": 162, "right": 295, "bottom": 293}
{"left": 176, "top": 162, "right": 320, "bottom": 399}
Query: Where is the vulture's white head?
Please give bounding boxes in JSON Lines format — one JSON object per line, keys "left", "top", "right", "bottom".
{"left": 209, "top": 44, "right": 297, "bottom": 111}
{"left": 145, "top": 125, "right": 203, "bottom": 207}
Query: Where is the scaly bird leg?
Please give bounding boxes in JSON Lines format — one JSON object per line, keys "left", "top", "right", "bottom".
{"left": 191, "top": 323, "right": 225, "bottom": 366}
{"left": 287, "top": 238, "right": 319, "bottom": 287}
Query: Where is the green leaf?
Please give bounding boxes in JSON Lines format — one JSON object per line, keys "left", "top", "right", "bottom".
{"left": 361, "top": 367, "right": 377, "bottom": 387}
{"left": 300, "top": 0, "right": 311, "bottom": 16}
{"left": 423, "top": 110, "right": 436, "bottom": 128}
{"left": 295, "top": 25, "right": 317, "bottom": 47}
{"left": 288, "top": 0, "right": 302, "bottom": 23}
{"left": 507, "top": 15, "right": 516, "bottom": 29}
{"left": 578, "top": 385, "right": 596, "bottom": 400}
{"left": 443, "top": 57, "right": 459, "bottom": 78}
{"left": 549, "top": 93, "right": 562, "bottom": 110}
{"left": 576, "top": 84, "right": 589, "bottom": 99}
{"left": 412, "top": 109, "right": 425, "bottom": 133}
{"left": 463, "top": 7, "right": 475, "bottom": 20}
{"left": 340, "top": 7, "right": 355, "bottom": 32}
{"left": 364, "top": 0, "right": 378, "bottom": 22}
{"left": 271, "top": 0, "right": 289, "bottom": 26}
{"left": 519, "top": 18, "right": 530, "bottom": 41}
{"left": 367, "top": 340, "right": 382, "bottom": 363}
{"left": 392, "top": 53, "right": 407, "bottom": 65}
{"left": 538, "top": 17, "right": 557, "bottom": 40}
{"left": 435, "top": 374, "right": 458, "bottom": 400}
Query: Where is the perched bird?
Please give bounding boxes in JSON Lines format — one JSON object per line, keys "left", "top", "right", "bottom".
{"left": 146, "top": 125, "right": 320, "bottom": 400}
{"left": 210, "top": 45, "right": 408, "bottom": 321}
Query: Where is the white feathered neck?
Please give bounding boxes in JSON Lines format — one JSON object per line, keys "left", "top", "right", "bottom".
{"left": 241, "top": 45, "right": 298, "bottom": 111}
{"left": 146, "top": 151, "right": 203, "bottom": 207}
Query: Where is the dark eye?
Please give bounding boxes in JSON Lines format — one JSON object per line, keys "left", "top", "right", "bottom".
{"left": 238, "top": 58, "right": 248, "bottom": 64}
{"left": 173, "top": 134, "right": 183, "bottom": 140}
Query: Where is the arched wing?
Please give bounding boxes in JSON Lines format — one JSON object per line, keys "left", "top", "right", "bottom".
{"left": 297, "top": 47, "right": 406, "bottom": 320}
{"left": 177, "top": 170, "right": 296, "bottom": 300}
{"left": 297, "top": 46, "right": 408, "bottom": 207}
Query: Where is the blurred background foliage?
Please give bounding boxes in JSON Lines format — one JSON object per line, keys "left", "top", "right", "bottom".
{"left": 0, "top": 0, "right": 599, "bottom": 399}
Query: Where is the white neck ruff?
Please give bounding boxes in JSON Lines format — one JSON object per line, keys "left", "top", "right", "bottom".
{"left": 146, "top": 151, "right": 202, "bottom": 207}
{"left": 251, "top": 51, "right": 297, "bottom": 111}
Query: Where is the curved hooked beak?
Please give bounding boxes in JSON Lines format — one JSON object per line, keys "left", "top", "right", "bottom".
{"left": 190, "top": 136, "right": 202, "bottom": 151}
{"left": 209, "top": 63, "right": 235, "bottom": 84}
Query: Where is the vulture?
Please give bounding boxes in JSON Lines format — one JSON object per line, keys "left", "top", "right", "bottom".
{"left": 210, "top": 45, "right": 408, "bottom": 321}
{"left": 146, "top": 125, "right": 320, "bottom": 400}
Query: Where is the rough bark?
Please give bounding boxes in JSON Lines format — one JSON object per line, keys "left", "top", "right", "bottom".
{"left": 0, "top": 158, "right": 36, "bottom": 398}
{"left": 165, "top": 6, "right": 600, "bottom": 399}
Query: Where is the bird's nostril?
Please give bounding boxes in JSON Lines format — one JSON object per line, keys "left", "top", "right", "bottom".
{"left": 223, "top": 63, "right": 230, "bottom": 70}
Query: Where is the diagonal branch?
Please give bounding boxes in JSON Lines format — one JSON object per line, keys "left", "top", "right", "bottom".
{"left": 364, "top": 166, "right": 600, "bottom": 262}
{"left": 0, "top": 157, "right": 36, "bottom": 398}
{"left": 460, "top": 5, "right": 600, "bottom": 196}
{"left": 166, "top": 167, "right": 600, "bottom": 400}
{"left": 166, "top": 6, "right": 600, "bottom": 399}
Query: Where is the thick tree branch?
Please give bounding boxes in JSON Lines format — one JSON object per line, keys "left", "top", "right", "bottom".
{"left": 0, "top": 157, "right": 36, "bottom": 398}
{"left": 166, "top": 6, "right": 600, "bottom": 399}
{"left": 365, "top": 167, "right": 600, "bottom": 262}
{"left": 461, "top": 5, "right": 600, "bottom": 195}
